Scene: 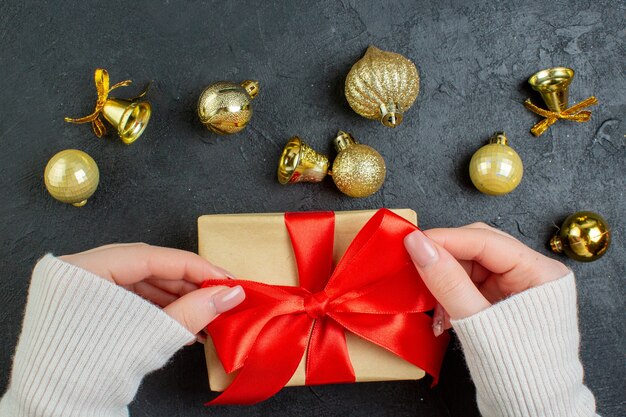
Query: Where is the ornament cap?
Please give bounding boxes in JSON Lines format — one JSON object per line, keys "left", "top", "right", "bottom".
{"left": 550, "top": 235, "right": 563, "bottom": 253}
{"left": 489, "top": 131, "right": 508, "bottom": 145}
{"left": 241, "top": 80, "right": 260, "bottom": 99}
{"left": 334, "top": 131, "right": 358, "bottom": 152}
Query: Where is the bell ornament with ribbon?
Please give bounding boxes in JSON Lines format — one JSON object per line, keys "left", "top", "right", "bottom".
{"left": 65, "top": 68, "right": 152, "bottom": 145}
{"left": 524, "top": 67, "right": 597, "bottom": 137}
{"left": 277, "top": 136, "right": 330, "bottom": 184}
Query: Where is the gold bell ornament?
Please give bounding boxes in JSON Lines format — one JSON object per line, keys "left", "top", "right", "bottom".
{"left": 44, "top": 149, "right": 99, "bottom": 207}
{"left": 469, "top": 132, "right": 523, "bottom": 196}
{"left": 550, "top": 211, "right": 611, "bottom": 262}
{"left": 345, "top": 46, "right": 419, "bottom": 128}
{"left": 524, "top": 67, "right": 598, "bottom": 137}
{"left": 277, "top": 131, "right": 386, "bottom": 198}
{"left": 197, "top": 80, "right": 259, "bottom": 134}
{"left": 65, "top": 68, "right": 152, "bottom": 145}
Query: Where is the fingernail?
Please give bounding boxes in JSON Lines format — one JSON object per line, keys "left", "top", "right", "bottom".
{"left": 432, "top": 304, "right": 445, "bottom": 337}
{"left": 213, "top": 265, "right": 236, "bottom": 279}
{"left": 212, "top": 285, "right": 245, "bottom": 313}
{"left": 404, "top": 230, "right": 439, "bottom": 267}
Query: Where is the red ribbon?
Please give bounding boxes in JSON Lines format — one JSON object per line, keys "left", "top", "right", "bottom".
{"left": 202, "top": 209, "right": 449, "bottom": 405}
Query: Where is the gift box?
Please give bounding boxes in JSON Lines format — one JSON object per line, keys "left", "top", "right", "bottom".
{"left": 198, "top": 208, "right": 448, "bottom": 405}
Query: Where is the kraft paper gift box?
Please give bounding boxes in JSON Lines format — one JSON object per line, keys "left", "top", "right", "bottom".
{"left": 198, "top": 208, "right": 424, "bottom": 392}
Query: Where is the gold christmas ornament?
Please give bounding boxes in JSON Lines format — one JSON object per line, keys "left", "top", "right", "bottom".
{"left": 469, "top": 132, "right": 523, "bottom": 196}
{"left": 277, "top": 132, "right": 386, "bottom": 198}
{"left": 524, "top": 67, "right": 597, "bottom": 137}
{"left": 345, "top": 46, "right": 419, "bottom": 128}
{"left": 197, "top": 80, "right": 259, "bottom": 134}
{"left": 44, "top": 149, "right": 99, "bottom": 207}
{"left": 277, "top": 136, "right": 329, "bottom": 184}
{"left": 65, "top": 68, "right": 152, "bottom": 145}
{"left": 550, "top": 211, "right": 610, "bottom": 262}
{"left": 329, "top": 131, "right": 386, "bottom": 197}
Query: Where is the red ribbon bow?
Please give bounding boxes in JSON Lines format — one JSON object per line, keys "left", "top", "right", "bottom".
{"left": 202, "top": 209, "right": 449, "bottom": 405}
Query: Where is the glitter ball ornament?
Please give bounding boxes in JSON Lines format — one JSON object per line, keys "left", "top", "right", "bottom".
{"left": 44, "top": 149, "right": 99, "bottom": 207}
{"left": 197, "top": 80, "right": 259, "bottom": 134}
{"left": 345, "top": 46, "right": 419, "bottom": 128}
{"left": 469, "top": 132, "right": 523, "bottom": 196}
{"left": 329, "top": 131, "right": 386, "bottom": 197}
{"left": 550, "top": 211, "right": 610, "bottom": 262}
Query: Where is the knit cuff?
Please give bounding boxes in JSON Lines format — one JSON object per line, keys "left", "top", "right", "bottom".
{"left": 1, "top": 255, "right": 195, "bottom": 417}
{"left": 452, "top": 273, "right": 597, "bottom": 417}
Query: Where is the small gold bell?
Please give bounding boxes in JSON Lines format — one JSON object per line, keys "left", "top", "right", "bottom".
{"left": 550, "top": 211, "right": 610, "bottom": 262}
{"left": 65, "top": 68, "right": 151, "bottom": 145}
{"left": 197, "top": 80, "right": 259, "bottom": 135}
{"left": 329, "top": 131, "right": 386, "bottom": 197}
{"left": 528, "top": 67, "right": 574, "bottom": 112}
{"left": 469, "top": 132, "right": 523, "bottom": 196}
{"left": 345, "top": 46, "right": 419, "bottom": 128}
{"left": 44, "top": 149, "right": 99, "bottom": 207}
{"left": 277, "top": 136, "right": 330, "bottom": 184}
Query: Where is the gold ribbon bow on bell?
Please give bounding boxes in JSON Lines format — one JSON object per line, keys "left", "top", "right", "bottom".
{"left": 65, "top": 68, "right": 152, "bottom": 144}
{"left": 524, "top": 96, "right": 598, "bottom": 137}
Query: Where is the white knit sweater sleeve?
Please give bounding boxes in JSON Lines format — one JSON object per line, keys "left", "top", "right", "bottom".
{"left": 0, "top": 255, "right": 195, "bottom": 417}
{"left": 451, "top": 272, "right": 599, "bottom": 417}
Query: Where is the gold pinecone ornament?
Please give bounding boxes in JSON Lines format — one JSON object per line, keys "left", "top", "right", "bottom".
{"left": 345, "top": 46, "right": 420, "bottom": 128}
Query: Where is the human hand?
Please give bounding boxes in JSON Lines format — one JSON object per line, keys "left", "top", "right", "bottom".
{"left": 404, "top": 223, "right": 570, "bottom": 335}
{"left": 59, "top": 243, "right": 245, "bottom": 339}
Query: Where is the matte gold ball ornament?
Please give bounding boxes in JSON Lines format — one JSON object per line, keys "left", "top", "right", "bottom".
{"left": 550, "top": 211, "right": 611, "bottom": 262}
{"left": 44, "top": 149, "right": 99, "bottom": 207}
{"left": 469, "top": 132, "right": 523, "bottom": 196}
{"left": 345, "top": 46, "right": 419, "bottom": 128}
{"left": 277, "top": 131, "right": 386, "bottom": 198}
{"left": 197, "top": 80, "right": 259, "bottom": 134}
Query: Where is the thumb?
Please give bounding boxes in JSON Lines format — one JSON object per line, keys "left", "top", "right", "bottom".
{"left": 404, "top": 230, "right": 490, "bottom": 320}
{"left": 163, "top": 285, "right": 245, "bottom": 334}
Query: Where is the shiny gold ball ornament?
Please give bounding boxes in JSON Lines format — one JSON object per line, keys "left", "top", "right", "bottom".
{"left": 345, "top": 46, "right": 419, "bottom": 128}
{"left": 469, "top": 132, "right": 524, "bottom": 196}
{"left": 197, "top": 80, "right": 259, "bottom": 134}
{"left": 550, "top": 211, "right": 611, "bottom": 262}
{"left": 44, "top": 149, "right": 99, "bottom": 207}
{"left": 329, "top": 131, "right": 386, "bottom": 197}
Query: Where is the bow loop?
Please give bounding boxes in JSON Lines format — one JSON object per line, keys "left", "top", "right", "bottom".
{"left": 524, "top": 96, "right": 598, "bottom": 137}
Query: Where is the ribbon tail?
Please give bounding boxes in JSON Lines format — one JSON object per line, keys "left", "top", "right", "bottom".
{"left": 91, "top": 118, "right": 107, "bottom": 137}
{"left": 64, "top": 112, "right": 100, "bottom": 124}
{"left": 530, "top": 117, "right": 555, "bottom": 137}
{"left": 130, "top": 81, "right": 152, "bottom": 101}
{"left": 208, "top": 314, "right": 312, "bottom": 406}
{"left": 306, "top": 319, "right": 355, "bottom": 386}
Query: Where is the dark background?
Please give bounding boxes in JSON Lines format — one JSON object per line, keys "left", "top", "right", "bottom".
{"left": 1, "top": 0, "right": 624, "bottom": 416}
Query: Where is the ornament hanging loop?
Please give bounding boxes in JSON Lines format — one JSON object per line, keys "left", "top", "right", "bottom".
{"left": 65, "top": 68, "right": 152, "bottom": 144}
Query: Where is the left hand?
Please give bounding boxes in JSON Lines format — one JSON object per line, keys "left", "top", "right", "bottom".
{"left": 59, "top": 243, "right": 245, "bottom": 340}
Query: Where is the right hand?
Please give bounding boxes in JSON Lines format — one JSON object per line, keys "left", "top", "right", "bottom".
{"left": 404, "top": 223, "right": 570, "bottom": 333}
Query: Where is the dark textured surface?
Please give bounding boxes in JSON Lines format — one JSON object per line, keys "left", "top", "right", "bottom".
{"left": 1, "top": 0, "right": 624, "bottom": 416}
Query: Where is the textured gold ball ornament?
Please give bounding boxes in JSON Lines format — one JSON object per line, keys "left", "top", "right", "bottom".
{"left": 44, "top": 149, "right": 99, "bottom": 207}
{"left": 345, "top": 46, "right": 419, "bottom": 128}
{"left": 550, "top": 211, "right": 611, "bottom": 262}
{"left": 469, "top": 132, "right": 524, "bottom": 196}
{"left": 329, "top": 131, "right": 386, "bottom": 197}
{"left": 197, "top": 80, "right": 259, "bottom": 134}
